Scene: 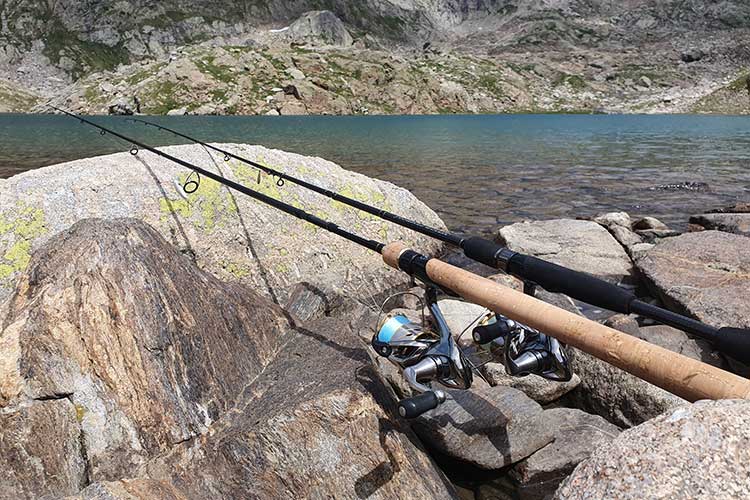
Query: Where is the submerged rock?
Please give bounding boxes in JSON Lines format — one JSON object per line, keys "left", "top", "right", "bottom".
{"left": 496, "top": 219, "right": 635, "bottom": 284}
{"left": 0, "top": 218, "right": 455, "bottom": 499}
{"left": 555, "top": 400, "right": 750, "bottom": 499}
{"left": 0, "top": 144, "right": 446, "bottom": 306}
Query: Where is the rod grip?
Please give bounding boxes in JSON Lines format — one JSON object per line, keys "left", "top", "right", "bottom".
{"left": 715, "top": 328, "right": 750, "bottom": 365}
{"left": 382, "top": 245, "right": 750, "bottom": 402}
{"left": 507, "top": 254, "right": 635, "bottom": 314}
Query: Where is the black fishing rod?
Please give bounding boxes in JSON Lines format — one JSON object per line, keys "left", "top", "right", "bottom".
{"left": 55, "top": 108, "right": 750, "bottom": 409}
{"left": 125, "top": 117, "right": 748, "bottom": 358}
{"left": 53, "top": 108, "right": 383, "bottom": 253}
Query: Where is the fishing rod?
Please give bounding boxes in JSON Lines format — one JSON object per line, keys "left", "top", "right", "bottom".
{"left": 126, "top": 117, "right": 750, "bottom": 363}
{"left": 56, "top": 108, "right": 750, "bottom": 419}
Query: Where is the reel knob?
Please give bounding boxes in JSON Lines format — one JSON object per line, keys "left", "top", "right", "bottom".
{"left": 473, "top": 321, "right": 511, "bottom": 344}
{"left": 398, "top": 390, "right": 446, "bottom": 419}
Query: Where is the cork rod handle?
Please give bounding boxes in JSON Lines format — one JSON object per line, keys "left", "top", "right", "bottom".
{"left": 382, "top": 242, "right": 750, "bottom": 402}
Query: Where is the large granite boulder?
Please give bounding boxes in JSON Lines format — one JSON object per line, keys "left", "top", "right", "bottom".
{"left": 0, "top": 219, "right": 455, "bottom": 499}
{"left": 635, "top": 230, "right": 750, "bottom": 329}
{"left": 0, "top": 144, "right": 446, "bottom": 307}
{"left": 555, "top": 400, "right": 750, "bottom": 499}
{"left": 496, "top": 219, "right": 635, "bottom": 285}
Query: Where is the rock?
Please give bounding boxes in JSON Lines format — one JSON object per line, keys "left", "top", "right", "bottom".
{"left": 0, "top": 219, "right": 455, "bottom": 499}
{"left": 510, "top": 408, "right": 621, "bottom": 499}
{"left": 608, "top": 224, "right": 643, "bottom": 250}
{"left": 689, "top": 213, "right": 750, "bottom": 236}
{"left": 635, "top": 231, "right": 750, "bottom": 329}
{"left": 632, "top": 216, "right": 668, "bottom": 231}
{"left": 166, "top": 107, "right": 187, "bottom": 115}
{"left": 593, "top": 211, "right": 631, "bottom": 228}
{"left": 0, "top": 218, "right": 291, "bottom": 487}
{"left": 279, "top": 99, "right": 307, "bottom": 115}
{"left": 639, "top": 75, "right": 652, "bottom": 87}
{"left": 568, "top": 315, "right": 685, "bottom": 427}
{"left": 286, "top": 67, "right": 306, "bottom": 80}
{"left": 0, "top": 399, "right": 87, "bottom": 498}
{"left": 411, "top": 386, "right": 554, "bottom": 470}
{"left": 555, "top": 400, "right": 750, "bottom": 499}
{"left": 107, "top": 98, "right": 134, "bottom": 115}
{"left": 707, "top": 202, "right": 750, "bottom": 214}
{"left": 0, "top": 145, "right": 446, "bottom": 306}
{"left": 437, "top": 298, "right": 489, "bottom": 338}
{"left": 264, "top": 108, "right": 280, "bottom": 115}
{"left": 628, "top": 242, "right": 653, "bottom": 258}
{"left": 482, "top": 363, "right": 581, "bottom": 404}
{"left": 99, "top": 82, "right": 116, "bottom": 93}
{"left": 288, "top": 10, "right": 353, "bottom": 47}
{"left": 680, "top": 48, "right": 705, "bottom": 63}
{"left": 496, "top": 219, "right": 635, "bottom": 284}
{"left": 636, "top": 325, "right": 726, "bottom": 369}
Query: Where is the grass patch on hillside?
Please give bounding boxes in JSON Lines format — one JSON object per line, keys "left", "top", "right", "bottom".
{"left": 194, "top": 55, "right": 236, "bottom": 84}
{"left": 553, "top": 73, "right": 587, "bottom": 90}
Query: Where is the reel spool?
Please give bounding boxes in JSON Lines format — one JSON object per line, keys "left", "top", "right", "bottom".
{"left": 372, "top": 314, "right": 439, "bottom": 368}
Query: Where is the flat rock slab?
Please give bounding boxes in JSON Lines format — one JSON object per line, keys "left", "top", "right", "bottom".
{"left": 411, "top": 386, "right": 554, "bottom": 470}
{"left": 482, "top": 362, "right": 581, "bottom": 405}
{"left": 689, "top": 213, "right": 750, "bottom": 236}
{"left": 496, "top": 219, "right": 635, "bottom": 284}
{"left": 510, "top": 408, "right": 621, "bottom": 499}
{"left": 635, "top": 230, "right": 750, "bottom": 328}
{"left": 555, "top": 400, "right": 750, "bottom": 499}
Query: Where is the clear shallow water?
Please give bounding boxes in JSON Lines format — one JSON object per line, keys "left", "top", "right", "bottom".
{"left": 1, "top": 114, "right": 749, "bottom": 235}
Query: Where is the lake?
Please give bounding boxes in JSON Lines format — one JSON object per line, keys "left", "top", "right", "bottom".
{"left": 1, "top": 113, "right": 749, "bottom": 235}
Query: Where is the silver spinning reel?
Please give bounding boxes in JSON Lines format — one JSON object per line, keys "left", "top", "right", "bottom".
{"left": 372, "top": 286, "right": 473, "bottom": 418}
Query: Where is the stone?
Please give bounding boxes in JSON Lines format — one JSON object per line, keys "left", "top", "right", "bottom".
{"left": 264, "top": 108, "right": 280, "bottom": 115}
{"left": 166, "top": 107, "right": 187, "bottom": 115}
{"left": 437, "top": 298, "right": 490, "bottom": 338}
{"left": 0, "top": 219, "right": 455, "bottom": 499}
{"left": 680, "top": 48, "right": 705, "bottom": 63}
{"left": 482, "top": 363, "right": 581, "bottom": 404}
{"left": 510, "top": 408, "right": 621, "bottom": 499}
{"left": 107, "top": 98, "right": 134, "bottom": 115}
{"left": 568, "top": 315, "right": 685, "bottom": 427}
{"left": 635, "top": 231, "right": 750, "bottom": 329}
{"left": 632, "top": 216, "right": 669, "bottom": 231}
{"left": 689, "top": 213, "right": 750, "bottom": 236}
{"left": 411, "top": 385, "right": 554, "bottom": 470}
{"left": 288, "top": 10, "right": 354, "bottom": 47}
{"left": 555, "top": 400, "right": 750, "bottom": 499}
{"left": 286, "top": 67, "right": 306, "bottom": 80}
{"left": 639, "top": 75, "right": 652, "bottom": 87}
{"left": 636, "top": 325, "right": 726, "bottom": 368}
{"left": 0, "top": 144, "right": 446, "bottom": 306}
{"left": 0, "top": 399, "right": 87, "bottom": 498}
{"left": 496, "top": 219, "right": 635, "bottom": 284}
{"left": 707, "top": 202, "right": 750, "bottom": 214}
{"left": 279, "top": 99, "right": 308, "bottom": 115}
{"left": 593, "top": 211, "right": 631, "bottom": 228}
{"left": 608, "top": 224, "right": 643, "bottom": 250}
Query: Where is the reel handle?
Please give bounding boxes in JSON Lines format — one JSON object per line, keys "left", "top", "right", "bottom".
{"left": 398, "top": 390, "right": 446, "bottom": 419}
{"left": 473, "top": 321, "right": 511, "bottom": 344}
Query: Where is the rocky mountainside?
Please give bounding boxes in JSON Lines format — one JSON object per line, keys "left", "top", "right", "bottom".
{"left": 1, "top": 1, "right": 750, "bottom": 113}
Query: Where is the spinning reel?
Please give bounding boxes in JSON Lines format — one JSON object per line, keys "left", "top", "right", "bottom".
{"left": 372, "top": 284, "right": 572, "bottom": 419}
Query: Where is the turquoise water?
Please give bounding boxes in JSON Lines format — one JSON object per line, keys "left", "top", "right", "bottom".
{"left": 1, "top": 114, "right": 749, "bottom": 234}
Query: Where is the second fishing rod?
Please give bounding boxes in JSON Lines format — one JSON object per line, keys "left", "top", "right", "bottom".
{"left": 127, "top": 117, "right": 749, "bottom": 361}
{"left": 57, "top": 108, "right": 750, "bottom": 407}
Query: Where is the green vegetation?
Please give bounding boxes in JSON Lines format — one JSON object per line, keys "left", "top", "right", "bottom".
{"left": 194, "top": 55, "right": 236, "bottom": 84}
{"left": 142, "top": 80, "right": 187, "bottom": 114}
{"left": 554, "top": 73, "right": 587, "bottom": 90}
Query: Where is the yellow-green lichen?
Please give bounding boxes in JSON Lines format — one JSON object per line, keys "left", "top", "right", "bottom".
{"left": 222, "top": 260, "right": 251, "bottom": 278}
{"left": 159, "top": 174, "right": 236, "bottom": 231}
{"left": 75, "top": 404, "right": 86, "bottom": 423}
{"left": 0, "top": 201, "right": 48, "bottom": 280}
